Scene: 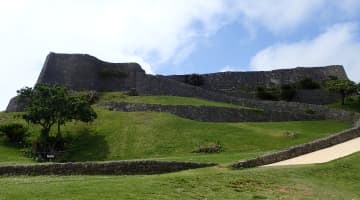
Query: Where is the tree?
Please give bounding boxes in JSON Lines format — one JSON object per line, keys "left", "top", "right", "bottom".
{"left": 17, "top": 84, "right": 97, "bottom": 140}
{"left": 326, "top": 79, "right": 358, "bottom": 105}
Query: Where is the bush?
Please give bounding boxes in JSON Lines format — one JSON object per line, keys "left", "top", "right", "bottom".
{"left": 305, "top": 109, "right": 316, "bottom": 115}
{"left": 85, "top": 91, "right": 99, "bottom": 104}
{"left": 185, "top": 74, "right": 204, "bottom": 86}
{"left": 127, "top": 88, "right": 138, "bottom": 96}
{"left": 280, "top": 84, "right": 297, "bottom": 101}
{"left": 0, "top": 123, "right": 28, "bottom": 145}
{"left": 192, "top": 142, "right": 222, "bottom": 153}
{"left": 256, "top": 87, "right": 279, "bottom": 101}
{"left": 31, "top": 136, "right": 67, "bottom": 161}
{"left": 298, "top": 78, "right": 320, "bottom": 89}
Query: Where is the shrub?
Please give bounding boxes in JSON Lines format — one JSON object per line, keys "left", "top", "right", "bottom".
{"left": 192, "top": 142, "right": 222, "bottom": 153}
{"left": 256, "top": 87, "right": 279, "bottom": 101}
{"left": 31, "top": 135, "right": 67, "bottom": 161}
{"left": 185, "top": 74, "right": 204, "bottom": 86}
{"left": 83, "top": 91, "right": 99, "bottom": 105}
{"left": 0, "top": 123, "right": 28, "bottom": 145}
{"left": 298, "top": 77, "right": 320, "bottom": 89}
{"left": 305, "top": 109, "right": 316, "bottom": 115}
{"left": 280, "top": 84, "right": 297, "bottom": 101}
{"left": 127, "top": 88, "right": 138, "bottom": 96}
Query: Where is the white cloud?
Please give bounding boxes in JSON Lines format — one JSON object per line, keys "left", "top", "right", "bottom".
{"left": 250, "top": 23, "right": 360, "bottom": 81}
{"left": 1, "top": 0, "right": 360, "bottom": 111}
{"left": 231, "top": 0, "right": 325, "bottom": 34}
{"left": 0, "top": 0, "right": 232, "bottom": 111}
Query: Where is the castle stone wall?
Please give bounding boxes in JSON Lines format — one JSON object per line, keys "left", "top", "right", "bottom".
{"left": 37, "top": 52, "right": 145, "bottom": 91}
{"left": 102, "top": 102, "right": 325, "bottom": 122}
{"left": 167, "top": 65, "right": 348, "bottom": 90}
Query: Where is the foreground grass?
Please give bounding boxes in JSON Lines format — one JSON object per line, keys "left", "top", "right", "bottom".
{"left": 98, "top": 92, "right": 253, "bottom": 109}
{"left": 0, "top": 152, "right": 359, "bottom": 199}
{"left": 1, "top": 107, "right": 350, "bottom": 164}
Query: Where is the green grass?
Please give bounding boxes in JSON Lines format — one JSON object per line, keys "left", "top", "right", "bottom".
{"left": 98, "top": 92, "right": 253, "bottom": 109}
{"left": 0, "top": 152, "right": 359, "bottom": 199}
{"left": 1, "top": 107, "right": 350, "bottom": 165}
{"left": 328, "top": 95, "right": 360, "bottom": 112}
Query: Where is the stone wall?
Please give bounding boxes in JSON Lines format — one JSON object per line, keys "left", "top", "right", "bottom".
{"left": 232, "top": 127, "right": 360, "bottom": 168}
{"left": 102, "top": 102, "right": 325, "bottom": 122}
{"left": 293, "top": 89, "right": 341, "bottom": 105}
{"left": 0, "top": 160, "right": 215, "bottom": 176}
{"left": 167, "top": 65, "right": 348, "bottom": 90}
{"left": 37, "top": 52, "right": 145, "bottom": 91}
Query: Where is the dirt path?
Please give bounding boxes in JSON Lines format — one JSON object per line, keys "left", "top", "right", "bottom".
{"left": 266, "top": 137, "right": 360, "bottom": 166}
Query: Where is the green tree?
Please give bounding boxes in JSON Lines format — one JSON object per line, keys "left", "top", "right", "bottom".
{"left": 326, "top": 79, "right": 358, "bottom": 105}
{"left": 17, "top": 84, "right": 97, "bottom": 140}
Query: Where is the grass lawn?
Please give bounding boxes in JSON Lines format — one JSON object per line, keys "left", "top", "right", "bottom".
{"left": 0, "top": 152, "right": 359, "bottom": 199}
{"left": 98, "top": 92, "right": 253, "bottom": 109}
{"left": 0, "top": 107, "right": 351, "bottom": 165}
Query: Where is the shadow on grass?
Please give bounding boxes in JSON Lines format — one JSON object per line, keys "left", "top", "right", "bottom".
{"left": 63, "top": 126, "right": 109, "bottom": 162}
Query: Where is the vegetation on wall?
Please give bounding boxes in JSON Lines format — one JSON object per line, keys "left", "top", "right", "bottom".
{"left": 185, "top": 74, "right": 204, "bottom": 86}
{"left": 297, "top": 77, "right": 321, "bottom": 89}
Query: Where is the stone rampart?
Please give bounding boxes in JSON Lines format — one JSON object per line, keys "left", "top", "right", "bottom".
{"left": 167, "top": 65, "right": 348, "bottom": 90}
{"left": 102, "top": 102, "right": 325, "bottom": 122}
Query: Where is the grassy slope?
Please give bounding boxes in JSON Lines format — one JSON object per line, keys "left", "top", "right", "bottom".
{"left": 28, "top": 107, "right": 353, "bottom": 164}
{"left": 0, "top": 105, "right": 351, "bottom": 165}
{"left": 0, "top": 152, "right": 359, "bottom": 199}
{"left": 98, "top": 92, "right": 253, "bottom": 109}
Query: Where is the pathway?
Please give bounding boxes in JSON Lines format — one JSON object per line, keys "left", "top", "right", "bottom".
{"left": 266, "top": 137, "right": 360, "bottom": 166}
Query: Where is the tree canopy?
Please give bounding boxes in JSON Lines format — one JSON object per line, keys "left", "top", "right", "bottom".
{"left": 326, "top": 79, "right": 358, "bottom": 105}
{"left": 17, "top": 84, "right": 97, "bottom": 139}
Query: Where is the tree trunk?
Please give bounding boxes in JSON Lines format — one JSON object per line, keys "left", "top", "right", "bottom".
{"left": 341, "top": 92, "right": 345, "bottom": 105}
{"left": 57, "top": 121, "right": 61, "bottom": 137}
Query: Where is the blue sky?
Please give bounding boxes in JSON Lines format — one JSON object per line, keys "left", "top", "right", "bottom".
{"left": 1, "top": 0, "right": 360, "bottom": 110}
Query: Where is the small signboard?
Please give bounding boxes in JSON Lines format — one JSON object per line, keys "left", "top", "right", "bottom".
{"left": 46, "top": 154, "right": 55, "bottom": 159}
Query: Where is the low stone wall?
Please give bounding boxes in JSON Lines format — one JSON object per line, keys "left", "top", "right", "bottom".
{"left": 0, "top": 160, "right": 216, "bottom": 176}
{"left": 232, "top": 127, "right": 360, "bottom": 169}
{"left": 102, "top": 102, "right": 325, "bottom": 122}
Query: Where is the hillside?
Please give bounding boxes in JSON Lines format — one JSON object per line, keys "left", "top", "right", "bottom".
{"left": 0, "top": 102, "right": 351, "bottom": 165}
{"left": 0, "top": 152, "right": 358, "bottom": 199}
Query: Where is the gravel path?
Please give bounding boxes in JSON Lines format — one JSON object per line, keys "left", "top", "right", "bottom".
{"left": 266, "top": 137, "right": 360, "bottom": 166}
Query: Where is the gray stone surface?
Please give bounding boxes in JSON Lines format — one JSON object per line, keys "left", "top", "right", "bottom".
{"left": 0, "top": 160, "right": 216, "bottom": 176}
{"left": 293, "top": 89, "right": 341, "bottom": 105}
{"left": 232, "top": 126, "right": 360, "bottom": 168}
{"left": 5, "top": 96, "right": 26, "bottom": 112}
{"left": 167, "top": 65, "right": 348, "bottom": 90}
{"left": 37, "top": 52, "right": 145, "bottom": 91}
{"left": 102, "top": 102, "right": 325, "bottom": 122}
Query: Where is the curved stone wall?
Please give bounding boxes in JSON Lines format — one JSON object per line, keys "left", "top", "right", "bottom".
{"left": 232, "top": 126, "right": 360, "bottom": 169}
{"left": 0, "top": 160, "right": 215, "bottom": 176}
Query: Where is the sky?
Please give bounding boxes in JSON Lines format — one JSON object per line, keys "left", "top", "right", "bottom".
{"left": 1, "top": 0, "right": 360, "bottom": 111}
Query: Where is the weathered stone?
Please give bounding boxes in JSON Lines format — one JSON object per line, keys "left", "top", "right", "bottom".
{"left": 5, "top": 96, "right": 25, "bottom": 112}
{"left": 37, "top": 52, "right": 145, "bottom": 91}
{"left": 102, "top": 102, "right": 326, "bottom": 122}
{"left": 167, "top": 65, "right": 348, "bottom": 90}
{"left": 0, "top": 160, "right": 216, "bottom": 176}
